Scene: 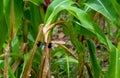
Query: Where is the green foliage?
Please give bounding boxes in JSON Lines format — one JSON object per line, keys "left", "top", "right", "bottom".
{"left": 29, "top": 2, "right": 42, "bottom": 38}
{"left": 4, "top": 0, "right": 23, "bottom": 33}
{"left": 44, "top": 0, "right": 74, "bottom": 24}
{"left": 85, "top": 0, "right": 119, "bottom": 24}
{"left": 0, "top": 0, "right": 8, "bottom": 50}
{"left": 0, "top": 16, "right": 8, "bottom": 50}
{"left": 86, "top": 39, "right": 101, "bottom": 78}
{"left": 106, "top": 38, "right": 120, "bottom": 78}
{"left": 0, "top": 0, "right": 120, "bottom": 78}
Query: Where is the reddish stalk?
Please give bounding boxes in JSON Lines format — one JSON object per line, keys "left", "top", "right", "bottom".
{"left": 44, "top": 0, "right": 51, "bottom": 8}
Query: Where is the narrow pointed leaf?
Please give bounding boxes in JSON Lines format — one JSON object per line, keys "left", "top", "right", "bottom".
{"left": 107, "top": 48, "right": 120, "bottom": 78}
{"left": 29, "top": 2, "right": 42, "bottom": 38}
{"left": 4, "top": 0, "right": 11, "bottom": 33}
{"left": 86, "top": 39, "right": 101, "bottom": 78}
{"left": 106, "top": 38, "right": 120, "bottom": 78}
{"left": 4, "top": 0, "right": 23, "bottom": 33}
{"left": 0, "top": 0, "right": 8, "bottom": 50}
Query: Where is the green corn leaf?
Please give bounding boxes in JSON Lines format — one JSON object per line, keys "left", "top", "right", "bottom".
{"left": 105, "top": 38, "right": 120, "bottom": 78}
{"left": 74, "top": 23, "right": 96, "bottom": 37}
{"left": 44, "top": 0, "right": 74, "bottom": 24}
{"left": 85, "top": 0, "right": 118, "bottom": 24}
{"left": 86, "top": 39, "right": 101, "bottom": 78}
{"left": 106, "top": 47, "right": 120, "bottom": 78}
{"left": 29, "top": 2, "right": 42, "bottom": 38}
{"left": 4, "top": 0, "right": 11, "bottom": 33}
{"left": 66, "top": 7, "right": 94, "bottom": 31}
{"left": 4, "top": 0, "right": 23, "bottom": 34}
{"left": 0, "top": 0, "right": 8, "bottom": 50}
{"left": 0, "top": 16, "right": 8, "bottom": 50}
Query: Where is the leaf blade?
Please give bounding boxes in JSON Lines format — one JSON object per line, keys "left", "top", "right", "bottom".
{"left": 86, "top": 39, "right": 101, "bottom": 78}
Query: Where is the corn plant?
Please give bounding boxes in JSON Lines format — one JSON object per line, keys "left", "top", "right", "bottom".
{"left": 0, "top": 0, "right": 120, "bottom": 78}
